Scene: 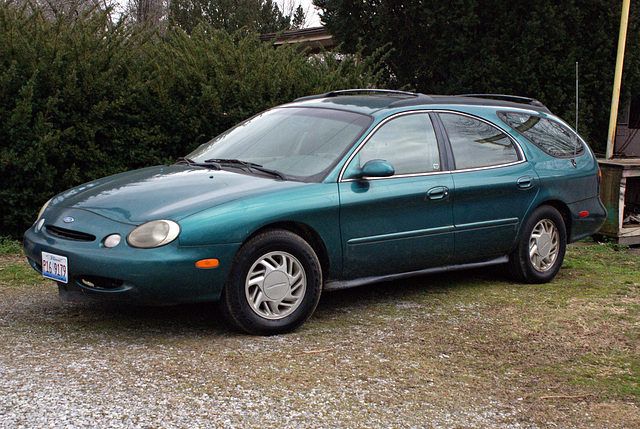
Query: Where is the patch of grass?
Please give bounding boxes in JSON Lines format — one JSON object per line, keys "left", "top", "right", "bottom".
{"left": 568, "top": 353, "right": 640, "bottom": 397}
{"left": 0, "top": 257, "right": 46, "bottom": 288}
{"left": 316, "top": 244, "right": 640, "bottom": 411}
{"left": 0, "top": 237, "right": 23, "bottom": 256}
{"left": 0, "top": 238, "right": 51, "bottom": 289}
{"left": 478, "top": 244, "right": 640, "bottom": 403}
{"left": 0, "top": 239, "right": 45, "bottom": 289}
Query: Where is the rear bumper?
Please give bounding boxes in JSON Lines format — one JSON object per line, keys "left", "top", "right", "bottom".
{"left": 567, "top": 196, "right": 607, "bottom": 243}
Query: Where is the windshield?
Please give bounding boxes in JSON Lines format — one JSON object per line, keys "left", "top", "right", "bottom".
{"left": 187, "top": 107, "right": 372, "bottom": 181}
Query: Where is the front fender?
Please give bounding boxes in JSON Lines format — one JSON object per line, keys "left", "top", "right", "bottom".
{"left": 178, "top": 182, "right": 343, "bottom": 277}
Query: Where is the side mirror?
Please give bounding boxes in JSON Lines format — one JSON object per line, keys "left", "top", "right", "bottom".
{"left": 359, "top": 159, "right": 395, "bottom": 178}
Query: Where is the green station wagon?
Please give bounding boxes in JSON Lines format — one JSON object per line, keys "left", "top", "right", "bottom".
{"left": 23, "top": 90, "right": 606, "bottom": 334}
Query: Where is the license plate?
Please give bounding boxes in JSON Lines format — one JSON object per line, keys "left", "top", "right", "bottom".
{"left": 42, "top": 251, "right": 68, "bottom": 284}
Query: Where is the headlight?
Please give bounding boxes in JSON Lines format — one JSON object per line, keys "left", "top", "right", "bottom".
{"left": 127, "top": 220, "right": 180, "bottom": 248}
{"left": 36, "top": 198, "right": 52, "bottom": 221}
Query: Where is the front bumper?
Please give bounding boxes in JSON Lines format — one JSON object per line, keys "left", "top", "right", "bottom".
{"left": 23, "top": 208, "right": 239, "bottom": 305}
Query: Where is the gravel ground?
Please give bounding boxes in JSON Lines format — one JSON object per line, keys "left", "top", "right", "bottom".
{"left": 0, "top": 306, "right": 531, "bottom": 428}
{"left": 0, "top": 282, "right": 533, "bottom": 428}
{"left": 1, "top": 250, "right": 638, "bottom": 428}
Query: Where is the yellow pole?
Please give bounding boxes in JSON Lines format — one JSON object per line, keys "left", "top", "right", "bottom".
{"left": 606, "top": 0, "right": 632, "bottom": 159}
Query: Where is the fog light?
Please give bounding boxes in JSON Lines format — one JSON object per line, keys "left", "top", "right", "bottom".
{"left": 103, "top": 234, "right": 122, "bottom": 248}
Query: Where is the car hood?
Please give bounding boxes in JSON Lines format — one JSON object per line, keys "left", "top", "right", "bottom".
{"left": 51, "top": 165, "right": 304, "bottom": 224}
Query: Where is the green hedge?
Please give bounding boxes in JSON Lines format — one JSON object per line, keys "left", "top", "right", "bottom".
{"left": 0, "top": 3, "right": 382, "bottom": 239}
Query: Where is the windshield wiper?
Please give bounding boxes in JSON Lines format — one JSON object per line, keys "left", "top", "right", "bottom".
{"left": 175, "top": 157, "right": 221, "bottom": 169}
{"left": 203, "top": 158, "right": 287, "bottom": 180}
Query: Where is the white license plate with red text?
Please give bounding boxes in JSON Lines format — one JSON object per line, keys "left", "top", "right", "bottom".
{"left": 42, "top": 251, "right": 68, "bottom": 284}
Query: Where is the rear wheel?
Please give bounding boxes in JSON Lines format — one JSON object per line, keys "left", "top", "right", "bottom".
{"left": 508, "top": 206, "right": 567, "bottom": 284}
{"left": 220, "top": 230, "right": 322, "bottom": 335}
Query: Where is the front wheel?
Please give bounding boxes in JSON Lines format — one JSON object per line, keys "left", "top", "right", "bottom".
{"left": 219, "top": 230, "right": 322, "bottom": 335}
{"left": 508, "top": 206, "right": 567, "bottom": 284}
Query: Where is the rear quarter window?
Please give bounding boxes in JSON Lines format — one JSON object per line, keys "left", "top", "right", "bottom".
{"left": 498, "top": 112, "right": 585, "bottom": 158}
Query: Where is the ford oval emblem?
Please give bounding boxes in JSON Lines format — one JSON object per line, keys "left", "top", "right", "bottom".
{"left": 63, "top": 216, "right": 75, "bottom": 223}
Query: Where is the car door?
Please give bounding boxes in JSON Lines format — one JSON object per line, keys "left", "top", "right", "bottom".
{"left": 436, "top": 112, "right": 539, "bottom": 262}
{"left": 338, "top": 112, "right": 454, "bottom": 279}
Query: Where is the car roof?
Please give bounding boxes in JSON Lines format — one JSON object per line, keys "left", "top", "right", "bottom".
{"left": 289, "top": 89, "right": 551, "bottom": 116}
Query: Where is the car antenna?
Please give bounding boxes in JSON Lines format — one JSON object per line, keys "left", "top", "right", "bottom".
{"left": 573, "top": 62, "right": 579, "bottom": 167}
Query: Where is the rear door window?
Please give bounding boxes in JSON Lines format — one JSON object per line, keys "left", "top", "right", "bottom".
{"left": 439, "top": 113, "right": 520, "bottom": 170}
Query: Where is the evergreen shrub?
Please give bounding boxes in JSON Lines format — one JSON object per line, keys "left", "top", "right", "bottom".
{"left": 0, "top": 2, "right": 382, "bottom": 238}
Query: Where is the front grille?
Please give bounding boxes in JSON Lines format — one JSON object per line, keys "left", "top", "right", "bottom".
{"left": 46, "top": 225, "right": 96, "bottom": 242}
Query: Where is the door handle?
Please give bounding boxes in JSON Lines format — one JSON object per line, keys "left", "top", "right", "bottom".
{"left": 427, "top": 186, "right": 449, "bottom": 200}
{"left": 517, "top": 177, "right": 534, "bottom": 189}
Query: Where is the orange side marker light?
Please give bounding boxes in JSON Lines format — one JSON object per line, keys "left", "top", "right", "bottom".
{"left": 196, "top": 259, "right": 219, "bottom": 269}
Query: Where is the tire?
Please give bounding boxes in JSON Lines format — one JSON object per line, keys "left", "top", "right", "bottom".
{"left": 508, "top": 205, "right": 567, "bottom": 284}
{"left": 219, "top": 230, "right": 322, "bottom": 335}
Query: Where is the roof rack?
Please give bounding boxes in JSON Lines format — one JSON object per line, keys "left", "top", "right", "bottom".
{"left": 457, "top": 94, "right": 546, "bottom": 108}
{"left": 327, "top": 89, "right": 418, "bottom": 97}
{"left": 295, "top": 89, "right": 418, "bottom": 101}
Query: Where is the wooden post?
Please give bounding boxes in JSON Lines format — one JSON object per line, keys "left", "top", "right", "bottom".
{"left": 606, "top": 0, "right": 632, "bottom": 159}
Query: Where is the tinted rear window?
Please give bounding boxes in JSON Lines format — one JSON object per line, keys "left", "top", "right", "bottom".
{"left": 498, "top": 112, "right": 585, "bottom": 158}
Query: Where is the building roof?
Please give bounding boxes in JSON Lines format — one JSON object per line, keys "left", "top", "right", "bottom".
{"left": 259, "top": 27, "right": 335, "bottom": 53}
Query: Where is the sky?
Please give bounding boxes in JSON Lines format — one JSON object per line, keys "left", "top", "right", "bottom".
{"left": 288, "top": 0, "right": 322, "bottom": 28}
{"left": 111, "top": 1, "right": 322, "bottom": 28}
